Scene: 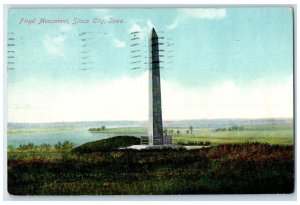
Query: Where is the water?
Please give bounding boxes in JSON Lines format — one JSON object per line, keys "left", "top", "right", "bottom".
{"left": 7, "top": 121, "right": 146, "bottom": 147}
{"left": 8, "top": 128, "right": 117, "bottom": 147}
{"left": 7, "top": 119, "right": 292, "bottom": 147}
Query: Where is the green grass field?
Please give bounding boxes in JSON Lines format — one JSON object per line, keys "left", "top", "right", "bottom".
{"left": 89, "top": 124, "right": 294, "bottom": 146}
{"left": 173, "top": 128, "right": 293, "bottom": 145}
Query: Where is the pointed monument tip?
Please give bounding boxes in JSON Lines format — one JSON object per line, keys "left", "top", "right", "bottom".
{"left": 151, "top": 27, "right": 158, "bottom": 38}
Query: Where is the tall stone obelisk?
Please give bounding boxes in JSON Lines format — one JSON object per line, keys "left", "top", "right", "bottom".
{"left": 148, "top": 28, "right": 164, "bottom": 145}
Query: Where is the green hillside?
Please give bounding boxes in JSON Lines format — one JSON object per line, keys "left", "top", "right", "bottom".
{"left": 72, "top": 136, "right": 140, "bottom": 153}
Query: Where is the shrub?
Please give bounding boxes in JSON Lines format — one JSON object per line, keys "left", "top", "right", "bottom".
{"left": 54, "top": 140, "right": 75, "bottom": 151}
{"left": 204, "top": 141, "right": 211, "bottom": 146}
{"left": 18, "top": 143, "right": 35, "bottom": 151}
{"left": 40, "top": 143, "right": 52, "bottom": 149}
{"left": 7, "top": 145, "right": 14, "bottom": 151}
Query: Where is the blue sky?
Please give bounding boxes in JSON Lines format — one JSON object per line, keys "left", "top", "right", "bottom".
{"left": 7, "top": 8, "right": 294, "bottom": 122}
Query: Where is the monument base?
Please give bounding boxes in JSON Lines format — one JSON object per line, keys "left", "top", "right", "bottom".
{"left": 140, "top": 135, "right": 172, "bottom": 146}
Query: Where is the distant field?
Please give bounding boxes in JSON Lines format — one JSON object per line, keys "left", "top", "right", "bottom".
{"left": 174, "top": 128, "right": 293, "bottom": 145}
{"left": 7, "top": 123, "right": 294, "bottom": 146}
{"left": 8, "top": 127, "right": 74, "bottom": 135}
{"left": 88, "top": 124, "right": 294, "bottom": 145}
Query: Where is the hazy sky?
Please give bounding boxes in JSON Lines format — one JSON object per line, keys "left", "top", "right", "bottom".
{"left": 7, "top": 7, "right": 293, "bottom": 122}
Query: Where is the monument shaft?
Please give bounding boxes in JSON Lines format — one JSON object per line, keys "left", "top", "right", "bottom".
{"left": 149, "top": 28, "right": 163, "bottom": 145}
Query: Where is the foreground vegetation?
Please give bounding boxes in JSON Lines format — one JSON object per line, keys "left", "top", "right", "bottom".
{"left": 8, "top": 142, "right": 294, "bottom": 195}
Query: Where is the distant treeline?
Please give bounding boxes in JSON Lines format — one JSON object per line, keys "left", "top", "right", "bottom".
{"left": 215, "top": 125, "right": 244, "bottom": 131}
{"left": 8, "top": 140, "right": 75, "bottom": 151}
{"left": 89, "top": 126, "right": 106, "bottom": 132}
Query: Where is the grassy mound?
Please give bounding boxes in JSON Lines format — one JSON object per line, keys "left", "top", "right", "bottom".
{"left": 72, "top": 136, "right": 140, "bottom": 153}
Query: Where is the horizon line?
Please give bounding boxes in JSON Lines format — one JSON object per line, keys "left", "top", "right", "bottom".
{"left": 7, "top": 117, "right": 293, "bottom": 124}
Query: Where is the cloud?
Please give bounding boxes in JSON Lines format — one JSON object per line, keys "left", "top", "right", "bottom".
{"left": 128, "top": 20, "right": 155, "bottom": 41}
{"left": 112, "top": 38, "right": 126, "bottom": 48}
{"left": 43, "top": 36, "right": 65, "bottom": 57}
{"left": 161, "top": 76, "right": 293, "bottom": 120}
{"left": 8, "top": 73, "right": 293, "bottom": 123}
{"left": 8, "top": 73, "right": 149, "bottom": 122}
{"left": 146, "top": 20, "right": 154, "bottom": 30}
{"left": 129, "top": 23, "right": 143, "bottom": 33}
{"left": 167, "top": 21, "right": 179, "bottom": 30}
{"left": 167, "top": 8, "right": 227, "bottom": 30}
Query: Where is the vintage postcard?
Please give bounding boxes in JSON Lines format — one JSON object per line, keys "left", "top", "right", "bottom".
{"left": 6, "top": 7, "right": 294, "bottom": 195}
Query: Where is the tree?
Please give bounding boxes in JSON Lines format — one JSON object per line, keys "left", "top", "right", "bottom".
{"left": 163, "top": 128, "right": 168, "bottom": 135}
{"left": 101, "top": 125, "right": 106, "bottom": 130}
{"left": 177, "top": 130, "right": 181, "bottom": 134}
{"left": 189, "top": 126, "right": 193, "bottom": 134}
